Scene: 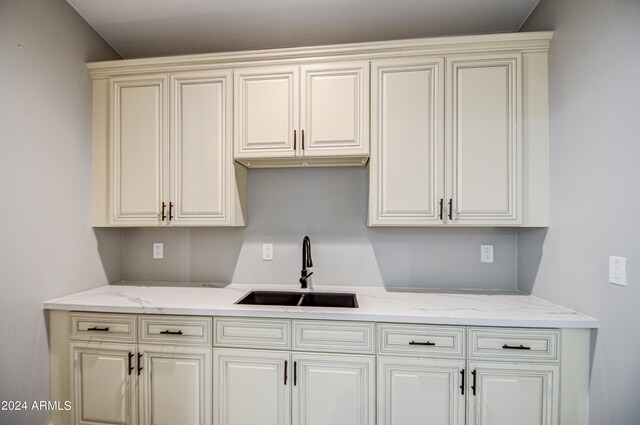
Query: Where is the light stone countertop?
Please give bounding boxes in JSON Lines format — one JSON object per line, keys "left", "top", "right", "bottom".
{"left": 42, "top": 283, "right": 598, "bottom": 328}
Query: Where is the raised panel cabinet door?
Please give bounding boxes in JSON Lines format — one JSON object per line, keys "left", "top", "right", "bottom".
{"left": 70, "top": 342, "right": 137, "bottom": 425}
{"left": 138, "top": 345, "right": 211, "bottom": 425}
{"left": 468, "top": 362, "right": 559, "bottom": 425}
{"left": 111, "top": 75, "right": 168, "bottom": 225}
{"left": 446, "top": 54, "right": 522, "bottom": 225}
{"left": 170, "top": 70, "right": 232, "bottom": 225}
{"left": 300, "top": 62, "right": 369, "bottom": 157}
{"left": 234, "top": 66, "right": 299, "bottom": 158}
{"left": 368, "top": 58, "right": 445, "bottom": 226}
{"left": 214, "top": 349, "right": 291, "bottom": 425}
{"left": 377, "top": 357, "right": 465, "bottom": 425}
{"left": 292, "top": 353, "right": 375, "bottom": 425}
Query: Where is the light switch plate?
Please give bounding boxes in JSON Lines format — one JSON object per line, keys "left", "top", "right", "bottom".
{"left": 262, "top": 243, "right": 273, "bottom": 261}
{"left": 609, "top": 256, "right": 627, "bottom": 286}
{"left": 481, "top": 245, "right": 494, "bottom": 263}
{"left": 153, "top": 243, "right": 164, "bottom": 259}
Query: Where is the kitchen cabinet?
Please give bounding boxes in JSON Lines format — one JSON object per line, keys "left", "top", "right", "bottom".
{"left": 139, "top": 345, "right": 211, "bottom": 425}
{"left": 95, "top": 70, "right": 246, "bottom": 226}
{"left": 292, "top": 353, "right": 375, "bottom": 425}
{"left": 70, "top": 342, "right": 137, "bottom": 425}
{"left": 369, "top": 51, "right": 547, "bottom": 227}
{"left": 467, "top": 362, "right": 558, "bottom": 425}
{"left": 68, "top": 314, "right": 212, "bottom": 425}
{"left": 377, "top": 357, "right": 465, "bottom": 425}
{"left": 233, "top": 61, "right": 369, "bottom": 167}
{"left": 214, "top": 348, "right": 291, "bottom": 425}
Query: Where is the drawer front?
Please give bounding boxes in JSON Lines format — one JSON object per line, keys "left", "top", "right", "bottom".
{"left": 469, "top": 327, "right": 560, "bottom": 362}
{"left": 214, "top": 317, "right": 291, "bottom": 349}
{"left": 293, "top": 320, "right": 375, "bottom": 354}
{"left": 69, "top": 313, "right": 136, "bottom": 343}
{"left": 139, "top": 315, "right": 212, "bottom": 346}
{"left": 378, "top": 324, "right": 465, "bottom": 358}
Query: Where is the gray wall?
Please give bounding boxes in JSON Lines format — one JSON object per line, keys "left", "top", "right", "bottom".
{"left": 520, "top": 1, "right": 640, "bottom": 424}
{"left": 123, "top": 167, "right": 519, "bottom": 290}
{"left": 0, "top": 0, "right": 121, "bottom": 424}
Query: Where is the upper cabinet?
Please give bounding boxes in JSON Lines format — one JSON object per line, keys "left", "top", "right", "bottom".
{"left": 368, "top": 50, "right": 548, "bottom": 227}
{"left": 89, "top": 32, "right": 551, "bottom": 227}
{"left": 233, "top": 61, "right": 370, "bottom": 168}
{"left": 94, "top": 70, "right": 247, "bottom": 227}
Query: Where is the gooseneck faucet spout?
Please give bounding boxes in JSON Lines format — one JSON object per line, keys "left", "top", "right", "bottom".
{"left": 300, "top": 236, "right": 313, "bottom": 289}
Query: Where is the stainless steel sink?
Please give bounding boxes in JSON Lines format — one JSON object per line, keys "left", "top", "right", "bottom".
{"left": 235, "top": 290, "right": 358, "bottom": 308}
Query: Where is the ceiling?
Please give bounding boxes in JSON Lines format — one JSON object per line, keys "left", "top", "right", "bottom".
{"left": 66, "top": 0, "right": 540, "bottom": 59}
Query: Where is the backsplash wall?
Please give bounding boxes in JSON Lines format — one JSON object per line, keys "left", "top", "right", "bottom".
{"left": 122, "top": 167, "right": 518, "bottom": 290}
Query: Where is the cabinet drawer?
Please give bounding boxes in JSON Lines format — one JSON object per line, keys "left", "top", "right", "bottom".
{"left": 69, "top": 313, "right": 136, "bottom": 343}
{"left": 293, "top": 320, "right": 375, "bottom": 354}
{"left": 469, "top": 327, "right": 560, "bottom": 362}
{"left": 377, "top": 324, "right": 465, "bottom": 358}
{"left": 214, "top": 317, "right": 291, "bottom": 349}
{"left": 139, "top": 315, "right": 211, "bottom": 346}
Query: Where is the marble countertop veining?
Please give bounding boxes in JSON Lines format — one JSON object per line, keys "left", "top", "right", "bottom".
{"left": 42, "top": 283, "right": 598, "bottom": 328}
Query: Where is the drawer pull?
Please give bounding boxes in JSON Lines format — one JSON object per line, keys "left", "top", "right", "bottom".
{"left": 409, "top": 340, "right": 435, "bottom": 346}
{"left": 87, "top": 326, "right": 109, "bottom": 332}
{"left": 502, "top": 344, "right": 531, "bottom": 350}
{"left": 160, "top": 330, "right": 184, "bottom": 335}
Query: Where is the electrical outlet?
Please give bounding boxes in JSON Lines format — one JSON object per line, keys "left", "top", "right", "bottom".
{"left": 609, "top": 256, "right": 627, "bottom": 286}
{"left": 262, "top": 243, "right": 273, "bottom": 261}
{"left": 481, "top": 245, "right": 494, "bottom": 263}
{"left": 153, "top": 243, "right": 164, "bottom": 259}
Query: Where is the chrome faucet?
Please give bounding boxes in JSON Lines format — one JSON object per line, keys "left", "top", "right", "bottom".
{"left": 299, "top": 236, "right": 313, "bottom": 289}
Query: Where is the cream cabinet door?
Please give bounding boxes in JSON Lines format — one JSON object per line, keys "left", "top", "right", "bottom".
{"left": 300, "top": 62, "right": 369, "bottom": 157}
{"left": 214, "top": 349, "right": 291, "bottom": 425}
{"left": 377, "top": 357, "right": 465, "bottom": 425}
{"left": 468, "top": 362, "right": 558, "bottom": 425}
{"left": 138, "top": 345, "right": 211, "bottom": 425}
{"left": 292, "top": 353, "right": 374, "bottom": 425}
{"left": 368, "top": 58, "right": 445, "bottom": 226}
{"left": 111, "top": 75, "right": 168, "bottom": 225}
{"left": 170, "top": 70, "right": 233, "bottom": 225}
{"left": 234, "top": 66, "right": 299, "bottom": 158}
{"left": 70, "top": 342, "right": 137, "bottom": 425}
{"left": 446, "top": 54, "right": 522, "bottom": 225}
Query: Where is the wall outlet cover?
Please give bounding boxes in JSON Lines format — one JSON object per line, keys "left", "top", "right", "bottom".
{"left": 481, "top": 245, "right": 494, "bottom": 263}
{"left": 153, "top": 243, "right": 164, "bottom": 259}
{"left": 262, "top": 243, "right": 273, "bottom": 261}
{"left": 609, "top": 256, "right": 627, "bottom": 286}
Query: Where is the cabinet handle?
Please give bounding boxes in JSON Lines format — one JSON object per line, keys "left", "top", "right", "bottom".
{"left": 409, "top": 340, "right": 435, "bottom": 346}
{"left": 160, "top": 330, "right": 183, "bottom": 335}
{"left": 128, "top": 352, "right": 134, "bottom": 375}
{"left": 137, "top": 353, "right": 143, "bottom": 375}
{"left": 87, "top": 326, "right": 109, "bottom": 332}
{"left": 448, "top": 199, "right": 453, "bottom": 220}
{"left": 502, "top": 344, "right": 531, "bottom": 350}
{"left": 284, "top": 360, "right": 288, "bottom": 385}
{"left": 293, "top": 130, "right": 297, "bottom": 150}
{"left": 460, "top": 369, "right": 465, "bottom": 395}
{"left": 169, "top": 202, "right": 174, "bottom": 221}
{"left": 471, "top": 370, "right": 477, "bottom": 396}
{"left": 439, "top": 199, "right": 444, "bottom": 220}
{"left": 293, "top": 361, "right": 297, "bottom": 386}
{"left": 161, "top": 202, "right": 167, "bottom": 221}
{"left": 301, "top": 129, "right": 305, "bottom": 150}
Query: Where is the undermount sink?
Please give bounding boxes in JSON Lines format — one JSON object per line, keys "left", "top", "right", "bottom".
{"left": 235, "top": 290, "right": 358, "bottom": 308}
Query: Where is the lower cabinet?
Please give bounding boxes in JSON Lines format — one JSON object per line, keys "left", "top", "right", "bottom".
{"left": 377, "top": 357, "right": 465, "bottom": 425}
{"left": 467, "top": 362, "right": 558, "bottom": 425}
{"left": 214, "top": 349, "right": 375, "bottom": 425}
{"left": 214, "top": 349, "right": 291, "bottom": 425}
{"left": 292, "top": 353, "right": 375, "bottom": 425}
{"left": 70, "top": 342, "right": 137, "bottom": 425}
{"left": 139, "top": 345, "right": 212, "bottom": 425}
